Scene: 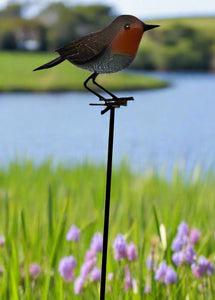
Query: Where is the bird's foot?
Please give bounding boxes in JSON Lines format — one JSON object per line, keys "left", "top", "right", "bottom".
{"left": 90, "top": 96, "right": 134, "bottom": 114}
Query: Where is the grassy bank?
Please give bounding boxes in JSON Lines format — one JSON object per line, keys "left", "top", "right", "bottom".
{"left": 0, "top": 51, "right": 168, "bottom": 93}
{"left": 0, "top": 161, "right": 214, "bottom": 299}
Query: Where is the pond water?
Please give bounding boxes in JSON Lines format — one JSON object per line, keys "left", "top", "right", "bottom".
{"left": 0, "top": 72, "right": 215, "bottom": 175}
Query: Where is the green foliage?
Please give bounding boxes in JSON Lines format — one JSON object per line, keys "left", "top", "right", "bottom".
{"left": 0, "top": 161, "right": 214, "bottom": 298}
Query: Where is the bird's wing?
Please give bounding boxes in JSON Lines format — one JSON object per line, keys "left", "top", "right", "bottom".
{"left": 55, "top": 31, "right": 111, "bottom": 65}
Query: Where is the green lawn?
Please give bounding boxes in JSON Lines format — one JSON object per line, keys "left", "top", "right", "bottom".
{"left": 0, "top": 51, "right": 168, "bottom": 93}
{"left": 0, "top": 161, "right": 214, "bottom": 299}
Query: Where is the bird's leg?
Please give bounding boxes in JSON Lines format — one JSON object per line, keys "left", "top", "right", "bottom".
{"left": 92, "top": 73, "right": 118, "bottom": 99}
{"left": 84, "top": 73, "right": 105, "bottom": 100}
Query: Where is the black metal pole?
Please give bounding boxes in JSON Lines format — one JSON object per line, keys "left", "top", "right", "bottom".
{"left": 100, "top": 107, "right": 115, "bottom": 300}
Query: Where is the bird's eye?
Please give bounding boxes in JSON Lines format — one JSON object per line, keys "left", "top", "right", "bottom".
{"left": 124, "top": 24, "right": 130, "bottom": 30}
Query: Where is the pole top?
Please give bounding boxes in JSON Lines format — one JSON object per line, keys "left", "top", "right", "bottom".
{"left": 90, "top": 96, "right": 134, "bottom": 114}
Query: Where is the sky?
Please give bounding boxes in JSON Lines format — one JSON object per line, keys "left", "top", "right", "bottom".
{"left": 0, "top": 0, "right": 215, "bottom": 19}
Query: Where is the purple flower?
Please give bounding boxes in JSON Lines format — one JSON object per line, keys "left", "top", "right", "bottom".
{"left": 91, "top": 233, "right": 103, "bottom": 253}
{"left": 192, "top": 256, "right": 214, "bottom": 278}
{"left": 177, "top": 221, "right": 189, "bottom": 237}
{"left": 90, "top": 267, "right": 101, "bottom": 282}
{"left": 81, "top": 258, "right": 96, "bottom": 279}
{"left": 172, "top": 251, "right": 184, "bottom": 266}
{"left": 172, "top": 245, "right": 196, "bottom": 266}
{"left": 66, "top": 225, "right": 81, "bottom": 242}
{"left": 85, "top": 249, "right": 96, "bottom": 262}
{"left": 155, "top": 262, "right": 177, "bottom": 285}
{"left": 74, "top": 276, "right": 85, "bottom": 295}
{"left": 113, "top": 234, "right": 127, "bottom": 261}
{"left": 29, "top": 263, "right": 40, "bottom": 279}
{"left": 184, "top": 245, "right": 196, "bottom": 264}
{"left": 146, "top": 254, "right": 156, "bottom": 271}
{"left": 164, "top": 266, "right": 177, "bottom": 284}
{"left": 190, "top": 229, "right": 201, "bottom": 245}
{"left": 124, "top": 266, "right": 132, "bottom": 292}
{"left": 154, "top": 262, "right": 168, "bottom": 281}
{"left": 0, "top": 236, "right": 5, "bottom": 247}
{"left": 171, "top": 235, "right": 188, "bottom": 251}
{"left": 144, "top": 285, "right": 151, "bottom": 294}
{"left": 127, "top": 242, "right": 137, "bottom": 261}
{"left": 58, "top": 256, "right": 76, "bottom": 282}
{"left": 107, "top": 272, "right": 114, "bottom": 281}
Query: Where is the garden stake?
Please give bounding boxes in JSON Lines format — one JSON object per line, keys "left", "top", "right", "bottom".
{"left": 90, "top": 96, "right": 134, "bottom": 300}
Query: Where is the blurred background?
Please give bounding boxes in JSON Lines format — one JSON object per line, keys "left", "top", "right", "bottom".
{"left": 0, "top": 0, "right": 215, "bottom": 176}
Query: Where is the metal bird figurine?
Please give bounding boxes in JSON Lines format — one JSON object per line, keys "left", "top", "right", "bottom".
{"left": 34, "top": 15, "right": 159, "bottom": 112}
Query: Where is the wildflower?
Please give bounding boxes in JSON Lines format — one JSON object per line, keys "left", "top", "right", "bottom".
{"left": 81, "top": 258, "right": 96, "bottom": 279}
{"left": 85, "top": 249, "right": 96, "bottom": 262}
{"left": 0, "top": 236, "right": 5, "bottom": 247}
{"left": 74, "top": 276, "right": 85, "bottom": 295}
{"left": 154, "top": 262, "right": 168, "bottom": 281}
{"left": 172, "top": 244, "right": 196, "bottom": 266}
{"left": 107, "top": 272, "right": 114, "bottom": 281}
{"left": 172, "top": 251, "right": 184, "bottom": 266}
{"left": 184, "top": 245, "right": 196, "bottom": 264}
{"left": 190, "top": 229, "right": 201, "bottom": 245}
{"left": 171, "top": 236, "right": 184, "bottom": 251}
{"left": 155, "top": 262, "right": 177, "bottom": 285}
{"left": 127, "top": 242, "right": 137, "bottom": 261}
{"left": 29, "top": 263, "right": 40, "bottom": 279}
{"left": 146, "top": 254, "right": 156, "bottom": 271}
{"left": 91, "top": 233, "right": 103, "bottom": 253}
{"left": 177, "top": 221, "right": 189, "bottom": 237}
{"left": 113, "top": 234, "right": 127, "bottom": 261}
{"left": 58, "top": 256, "right": 76, "bottom": 282}
{"left": 124, "top": 266, "right": 132, "bottom": 292}
{"left": 144, "top": 285, "right": 151, "bottom": 294}
{"left": 66, "top": 225, "right": 81, "bottom": 242}
{"left": 164, "top": 266, "right": 177, "bottom": 284}
{"left": 191, "top": 256, "right": 214, "bottom": 278}
{"left": 90, "top": 267, "right": 101, "bottom": 282}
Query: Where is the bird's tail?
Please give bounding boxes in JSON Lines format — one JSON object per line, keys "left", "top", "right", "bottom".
{"left": 33, "top": 56, "right": 65, "bottom": 71}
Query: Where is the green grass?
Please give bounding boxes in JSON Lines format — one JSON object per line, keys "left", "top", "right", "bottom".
{"left": 0, "top": 161, "right": 215, "bottom": 299}
{"left": 0, "top": 51, "right": 168, "bottom": 93}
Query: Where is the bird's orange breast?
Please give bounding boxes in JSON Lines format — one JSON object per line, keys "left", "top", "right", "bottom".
{"left": 111, "top": 26, "right": 143, "bottom": 57}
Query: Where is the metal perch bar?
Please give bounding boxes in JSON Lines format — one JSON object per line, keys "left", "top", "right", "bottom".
{"left": 90, "top": 96, "right": 134, "bottom": 300}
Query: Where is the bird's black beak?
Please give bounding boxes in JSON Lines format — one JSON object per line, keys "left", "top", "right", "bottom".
{"left": 143, "top": 23, "right": 160, "bottom": 32}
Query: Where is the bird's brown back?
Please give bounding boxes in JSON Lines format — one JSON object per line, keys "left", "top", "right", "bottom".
{"left": 55, "top": 15, "right": 140, "bottom": 65}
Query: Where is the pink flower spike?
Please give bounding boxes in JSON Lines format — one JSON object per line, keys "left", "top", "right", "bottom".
{"left": 66, "top": 225, "right": 81, "bottom": 242}
{"left": 107, "top": 272, "right": 114, "bottom": 281}
{"left": 91, "top": 233, "right": 103, "bottom": 253}
{"left": 0, "top": 236, "right": 5, "bottom": 247}
{"left": 58, "top": 256, "right": 76, "bottom": 282}
{"left": 85, "top": 249, "right": 96, "bottom": 262}
{"left": 145, "top": 285, "right": 151, "bottom": 294}
{"left": 29, "top": 263, "right": 40, "bottom": 279}
{"left": 190, "top": 229, "right": 201, "bottom": 245}
{"left": 124, "top": 266, "right": 132, "bottom": 292}
{"left": 113, "top": 234, "right": 127, "bottom": 261}
{"left": 81, "top": 258, "right": 96, "bottom": 279}
{"left": 74, "top": 276, "right": 85, "bottom": 295}
{"left": 90, "top": 267, "right": 101, "bottom": 282}
{"left": 127, "top": 242, "right": 137, "bottom": 261}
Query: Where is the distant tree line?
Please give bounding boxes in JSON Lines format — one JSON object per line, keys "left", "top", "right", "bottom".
{"left": 0, "top": 3, "right": 215, "bottom": 71}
